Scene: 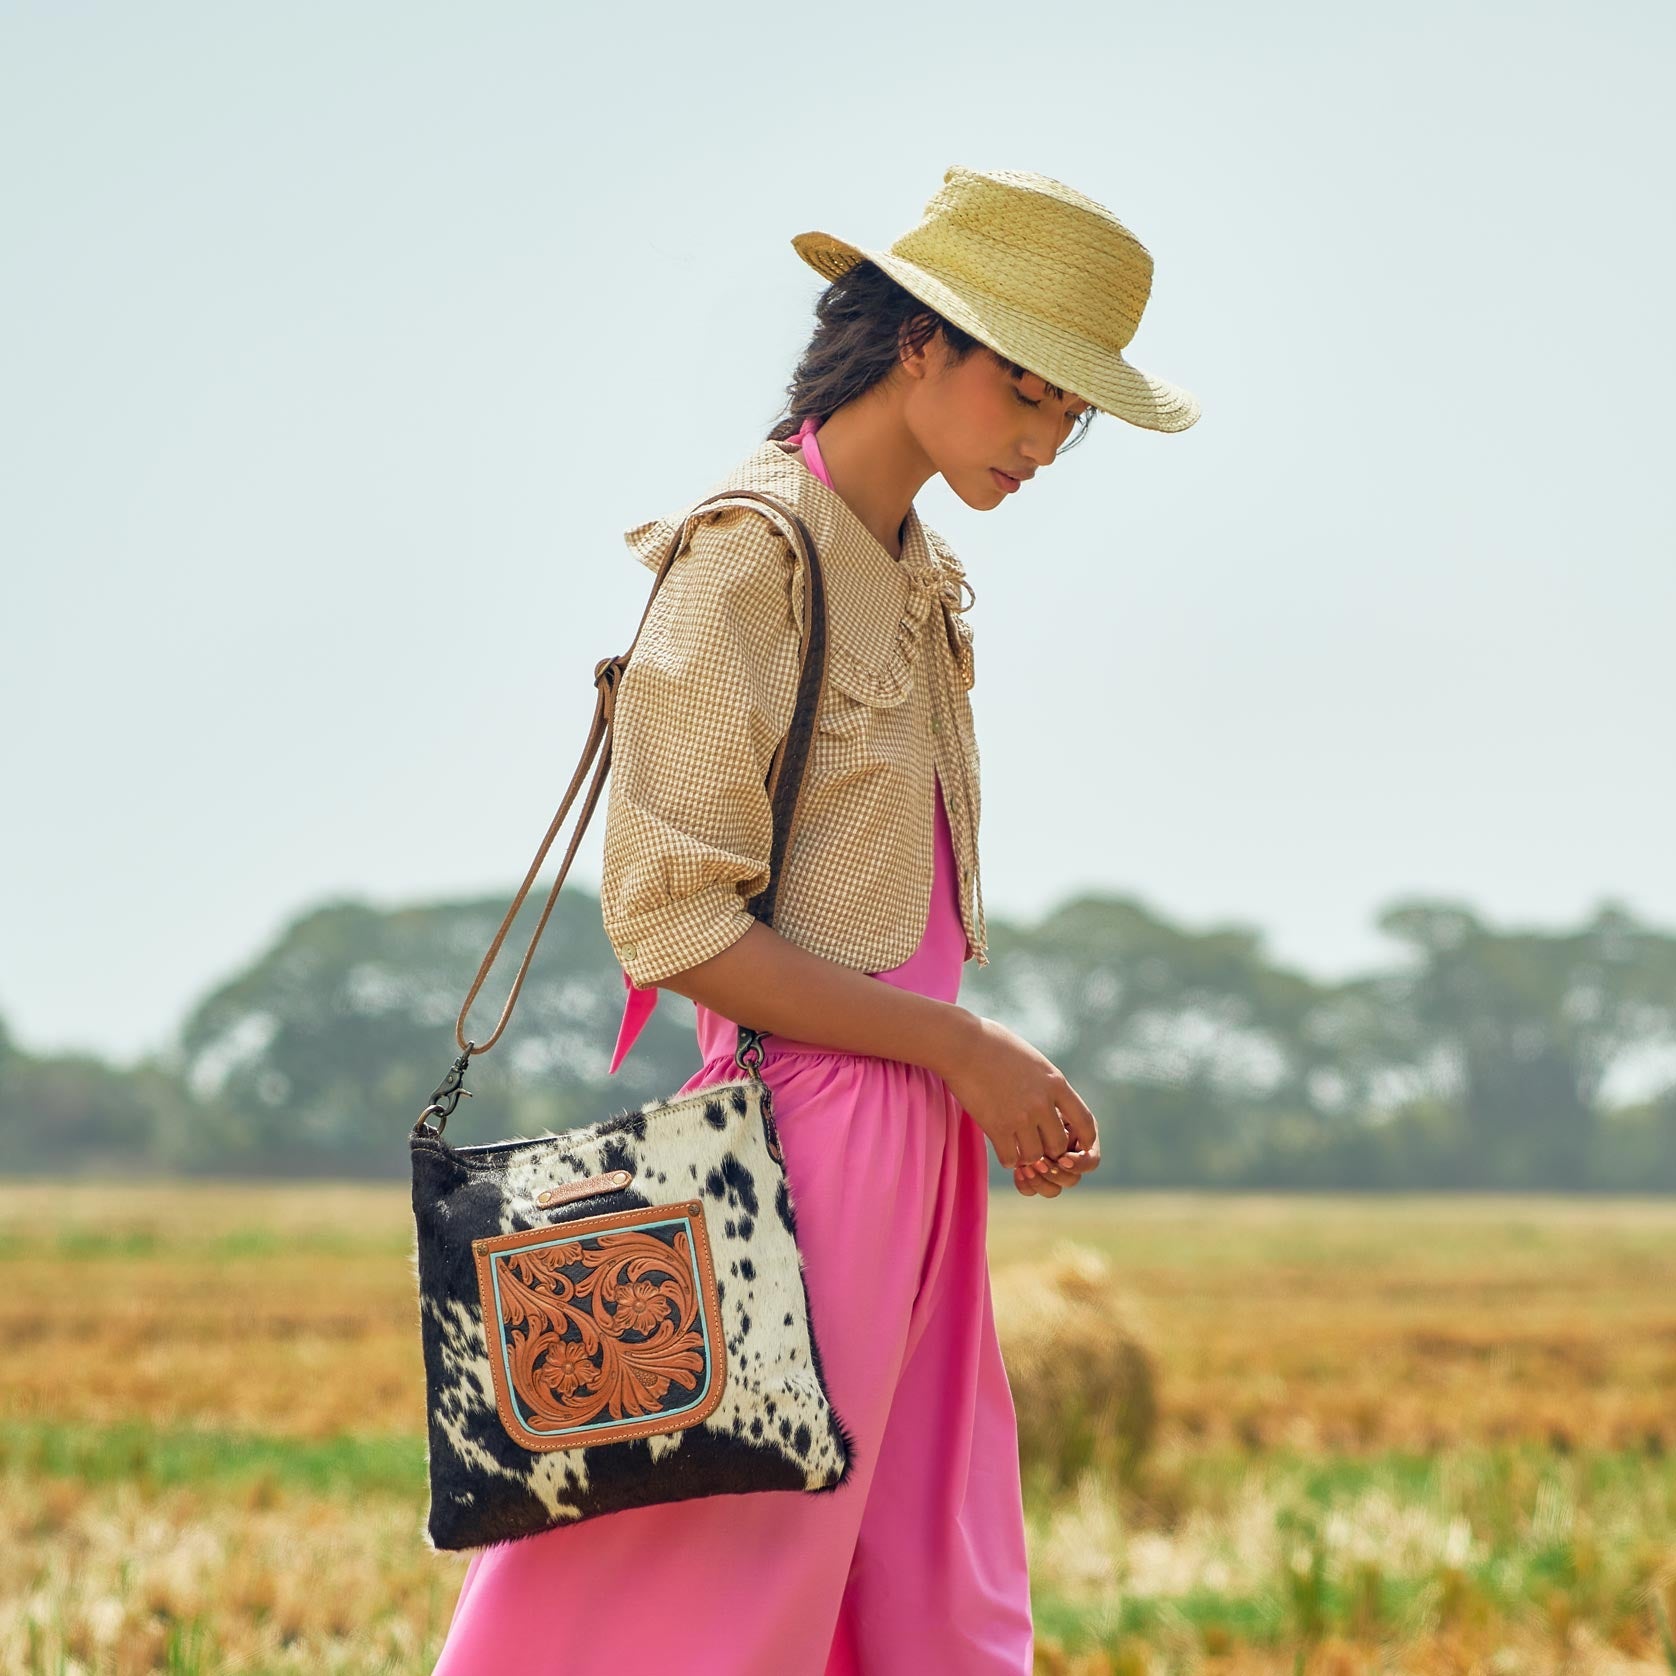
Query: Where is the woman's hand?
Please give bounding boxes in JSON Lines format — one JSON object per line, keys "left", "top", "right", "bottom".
{"left": 1012, "top": 1142, "right": 1101, "bottom": 1197}
{"left": 935, "top": 1014, "right": 1100, "bottom": 1183}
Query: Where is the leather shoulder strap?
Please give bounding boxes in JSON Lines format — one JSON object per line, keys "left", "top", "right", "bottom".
{"left": 438, "top": 487, "right": 828, "bottom": 1068}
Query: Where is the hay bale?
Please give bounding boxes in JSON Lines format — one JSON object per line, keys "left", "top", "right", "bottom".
{"left": 989, "top": 1240, "right": 1159, "bottom": 1491}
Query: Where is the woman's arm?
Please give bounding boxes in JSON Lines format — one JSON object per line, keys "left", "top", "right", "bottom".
{"left": 662, "top": 920, "right": 1097, "bottom": 1176}
{"left": 597, "top": 504, "right": 1097, "bottom": 1176}
{"left": 658, "top": 918, "right": 975, "bottom": 1079}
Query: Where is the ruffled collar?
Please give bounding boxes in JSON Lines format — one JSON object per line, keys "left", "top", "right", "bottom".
{"left": 622, "top": 438, "right": 975, "bottom": 698}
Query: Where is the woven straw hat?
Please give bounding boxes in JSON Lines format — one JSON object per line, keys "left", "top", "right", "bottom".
{"left": 792, "top": 165, "right": 1199, "bottom": 434}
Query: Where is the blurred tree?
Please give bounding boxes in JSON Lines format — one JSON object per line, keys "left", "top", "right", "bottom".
{"left": 166, "top": 891, "right": 706, "bottom": 1178}
{"left": 1375, "top": 898, "right": 1676, "bottom": 1188}
{"left": 965, "top": 893, "right": 1341, "bottom": 1186}
{"left": 5, "top": 892, "right": 1675, "bottom": 1187}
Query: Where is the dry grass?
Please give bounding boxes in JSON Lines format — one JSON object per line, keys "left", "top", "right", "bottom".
{"left": 3, "top": 1181, "right": 1675, "bottom": 1673}
{"left": 2, "top": 1471, "right": 462, "bottom": 1675}
{"left": 989, "top": 1191, "right": 1676, "bottom": 1459}
{"left": 993, "top": 1240, "right": 1160, "bottom": 1492}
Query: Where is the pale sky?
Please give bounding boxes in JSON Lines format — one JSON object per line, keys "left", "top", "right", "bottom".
{"left": 3, "top": 1, "right": 1671, "bottom": 1065}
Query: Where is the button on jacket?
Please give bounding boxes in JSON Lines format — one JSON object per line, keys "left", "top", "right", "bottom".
{"left": 599, "top": 435, "right": 988, "bottom": 1067}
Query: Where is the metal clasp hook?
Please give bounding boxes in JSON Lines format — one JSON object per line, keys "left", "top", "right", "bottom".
{"left": 413, "top": 1045, "right": 476, "bottom": 1137}
{"left": 734, "top": 1026, "right": 767, "bottom": 1081}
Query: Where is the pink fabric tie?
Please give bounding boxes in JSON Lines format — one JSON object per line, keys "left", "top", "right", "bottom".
{"left": 607, "top": 417, "right": 825, "bottom": 1075}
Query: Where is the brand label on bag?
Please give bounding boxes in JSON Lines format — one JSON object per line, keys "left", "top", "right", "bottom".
{"left": 471, "top": 1200, "right": 726, "bottom": 1452}
{"left": 535, "top": 1170, "right": 633, "bottom": 1209}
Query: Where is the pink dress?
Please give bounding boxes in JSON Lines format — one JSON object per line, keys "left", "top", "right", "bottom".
{"left": 431, "top": 416, "right": 1033, "bottom": 1675}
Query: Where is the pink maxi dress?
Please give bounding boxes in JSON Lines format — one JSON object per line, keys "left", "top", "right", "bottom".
{"left": 431, "top": 416, "right": 1034, "bottom": 1675}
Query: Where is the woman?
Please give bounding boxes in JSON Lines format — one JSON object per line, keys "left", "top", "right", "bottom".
{"left": 433, "top": 164, "right": 1199, "bottom": 1676}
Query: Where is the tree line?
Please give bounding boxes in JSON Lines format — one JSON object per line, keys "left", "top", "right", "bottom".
{"left": 3, "top": 889, "right": 1674, "bottom": 1189}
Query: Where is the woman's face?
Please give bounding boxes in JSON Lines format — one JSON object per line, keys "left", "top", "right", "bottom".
{"left": 907, "top": 335, "right": 1091, "bottom": 510}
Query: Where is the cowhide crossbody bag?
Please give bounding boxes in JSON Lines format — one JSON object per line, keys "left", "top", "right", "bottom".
{"left": 409, "top": 488, "right": 856, "bottom": 1552}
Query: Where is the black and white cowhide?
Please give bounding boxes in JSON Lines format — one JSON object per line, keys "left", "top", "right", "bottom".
{"left": 410, "top": 1074, "right": 857, "bottom": 1552}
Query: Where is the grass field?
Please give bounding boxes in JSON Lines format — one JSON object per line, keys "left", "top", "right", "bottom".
{"left": 3, "top": 1181, "right": 1674, "bottom": 1674}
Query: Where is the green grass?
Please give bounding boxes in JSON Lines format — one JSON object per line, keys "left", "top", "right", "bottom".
{"left": 0, "top": 1226, "right": 411, "bottom": 1261}
{"left": 1026, "top": 1441, "right": 1676, "bottom": 1659}
{"left": 0, "top": 1418, "right": 426, "bottom": 1499}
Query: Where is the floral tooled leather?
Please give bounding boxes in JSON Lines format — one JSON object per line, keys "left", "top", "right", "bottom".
{"left": 473, "top": 1202, "right": 726, "bottom": 1451}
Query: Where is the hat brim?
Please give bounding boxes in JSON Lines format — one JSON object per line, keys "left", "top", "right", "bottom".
{"left": 791, "top": 230, "right": 1200, "bottom": 434}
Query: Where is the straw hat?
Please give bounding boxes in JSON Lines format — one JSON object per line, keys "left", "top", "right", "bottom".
{"left": 791, "top": 165, "right": 1200, "bottom": 434}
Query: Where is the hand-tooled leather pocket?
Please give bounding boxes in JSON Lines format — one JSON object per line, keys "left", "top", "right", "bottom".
{"left": 472, "top": 1200, "right": 727, "bottom": 1453}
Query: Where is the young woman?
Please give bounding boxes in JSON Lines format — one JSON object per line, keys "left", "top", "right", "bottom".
{"left": 432, "top": 164, "right": 1199, "bottom": 1676}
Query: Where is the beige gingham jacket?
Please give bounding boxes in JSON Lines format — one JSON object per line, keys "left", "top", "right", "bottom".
{"left": 599, "top": 435, "right": 988, "bottom": 1002}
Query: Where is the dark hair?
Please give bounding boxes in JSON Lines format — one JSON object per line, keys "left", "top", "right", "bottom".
{"left": 767, "top": 259, "right": 1096, "bottom": 452}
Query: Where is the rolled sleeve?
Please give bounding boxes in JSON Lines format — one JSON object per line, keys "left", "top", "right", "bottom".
{"left": 600, "top": 504, "right": 801, "bottom": 988}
